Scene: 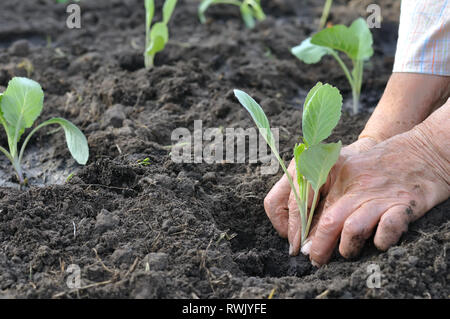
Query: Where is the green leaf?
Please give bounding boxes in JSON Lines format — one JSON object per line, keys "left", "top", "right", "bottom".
{"left": 0, "top": 77, "right": 44, "bottom": 152}
{"left": 302, "top": 83, "right": 342, "bottom": 146}
{"left": 298, "top": 142, "right": 341, "bottom": 191}
{"left": 1, "top": 77, "right": 43, "bottom": 130}
{"left": 145, "top": 0, "right": 155, "bottom": 31}
{"left": 311, "top": 24, "right": 359, "bottom": 60}
{"left": 25, "top": 118, "right": 89, "bottom": 165}
{"left": 198, "top": 0, "right": 216, "bottom": 23}
{"left": 233, "top": 89, "right": 276, "bottom": 150}
{"left": 303, "top": 82, "right": 323, "bottom": 112}
{"left": 291, "top": 38, "right": 333, "bottom": 64}
{"left": 349, "top": 18, "right": 373, "bottom": 60}
{"left": 311, "top": 18, "right": 373, "bottom": 61}
{"left": 162, "top": 0, "right": 178, "bottom": 24}
{"left": 240, "top": 3, "right": 255, "bottom": 29}
{"left": 146, "top": 22, "right": 169, "bottom": 56}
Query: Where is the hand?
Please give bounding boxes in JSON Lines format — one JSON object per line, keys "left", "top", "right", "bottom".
{"left": 263, "top": 137, "right": 378, "bottom": 256}
{"left": 307, "top": 126, "right": 450, "bottom": 266}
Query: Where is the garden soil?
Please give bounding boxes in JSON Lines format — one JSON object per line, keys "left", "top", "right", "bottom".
{"left": 0, "top": 0, "right": 448, "bottom": 298}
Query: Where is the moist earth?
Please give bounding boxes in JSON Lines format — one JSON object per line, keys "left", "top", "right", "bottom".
{"left": 0, "top": 0, "right": 448, "bottom": 298}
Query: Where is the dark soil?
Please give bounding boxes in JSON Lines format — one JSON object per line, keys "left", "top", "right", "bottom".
{"left": 0, "top": 0, "right": 448, "bottom": 299}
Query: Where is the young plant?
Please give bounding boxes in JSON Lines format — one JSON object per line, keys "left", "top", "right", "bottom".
{"left": 0, "top": 77, "right": 89, "bottom": 186}
{"left": 144, "top": 0, "right": 178, "bottom": 69}
{"left": 318, "top": 0, "right": 333, "bottom": 30}
{"left": 198, "top": 0, "right": 265, "bottom": 29}
{"left": 234, "top": 83, "right": 342, "bottom": 246}
{"left": 291, "top": 18, "right": 373, "bottom": 114}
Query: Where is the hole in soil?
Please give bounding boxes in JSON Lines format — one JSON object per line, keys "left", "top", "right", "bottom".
{"left": 0, "top": 143, "right": 80, "bottom": 187}
{"left": 233, "top": 244, "right": 314, "bottom": 278}
{"left": 214, "top": 208, "right": 314, "bottom": 278}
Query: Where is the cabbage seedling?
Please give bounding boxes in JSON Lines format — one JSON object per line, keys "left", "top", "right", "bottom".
{"left": 0, "top": 77, "right": 89, "bottom": 186}
{"left": 144, "top": 0, "right": 178, "bottom": 69}
{"left": 234, "top": 83, "right": 342, "bottom": 246}
{"left": 291, "top": 18, "right": 373, "bottom": 114}
{"left": 198, "top": 0, "right": 265, "bottom": 29}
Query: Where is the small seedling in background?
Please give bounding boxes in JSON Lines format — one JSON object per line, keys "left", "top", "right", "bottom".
{"left": 198, "top": 0, "right": 265, "bottom": 29}
{"left": 144, "top": 0, "right": 178, "bottom": 69}
{"left": 0, "top": 77, "right": 89, "bottom": 186}
{"left": 291, "top": 18, "right": 373, "bottom": 114}
{"left": 234, "top": 82, "right": 342, "bottom": 246}
{"left": 17, "top": 59, "right": 34, "bottom": 78}
{"left": 137, "top": 157, "right": 151, "bottom": 166}
{"left": 66, "top": 173, "right": 74, "bottom": 183}
{"left": 318, "top": 0, "right": 333, "bottom": 30}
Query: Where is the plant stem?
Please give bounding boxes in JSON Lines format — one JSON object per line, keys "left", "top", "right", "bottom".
{"left": 277, "top": 155, "right": 306, "bottom": 235}
{"left": 0, "top": 145, "right": 13, "bottom": 163}
{"left": 302, "top": 181, "right": 310, "bottom": 243}
{"left": 304, "top": 188, "right": 319, "bottom": 240}
{"left": 330, "top": 51, "right": 354, "bottom": 88}
{"left": 12, "top": 159, "right": 24, "bottom": 185}
{"left": 351, "top": 60, "right": 363, "bottom": 114}
{"left": 144, "top": 54, "right": 154, "bottom": 70}
{"left": 319, "top": 0, "right": 333, "bottom": 30}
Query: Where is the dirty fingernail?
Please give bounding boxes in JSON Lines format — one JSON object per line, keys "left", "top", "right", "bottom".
{"left": 301, "top": 239, "right": 311, "bottom": 255}
{"left": 289, "top": 243, "right": 293, "bottom": 256}
{"left": 311, "top": 259, "right": 321, "bottom": 268}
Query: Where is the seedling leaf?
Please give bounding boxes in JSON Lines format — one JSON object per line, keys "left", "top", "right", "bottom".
{"left": 291, "top": 38, "right": 333, "bottom": 64}
{"left": 163, "top": 0, "right": 177, "bottom": 24}
{"left": 302, "top": 84, "right": 342, "bottom": 146}
{"left": 145, "top": 0, "right": 155, "bottom": 31}
{"left": 233, "top": 89, "right": 275, "bottom": 148}
{"left": 146, "top": 22, "right": 169, "bottom": 56}
{"left": 349, "top": 18, "right": 373, "bottom": 60}
{"left": 1, "top": 77, "right": 44, "bottom": 147}
{"left": 298, "top": 142, "right": 341, "bottom": 191}
{"left": 311, "top": 25, "right": 359, "bottom": 60}
{"left": 35, "top": 118, "right": 89, "bottom": 165}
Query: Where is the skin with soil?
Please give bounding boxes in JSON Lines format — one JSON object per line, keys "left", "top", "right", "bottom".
{"left": 0, "top": 0, "right": 448, "bottom": 298}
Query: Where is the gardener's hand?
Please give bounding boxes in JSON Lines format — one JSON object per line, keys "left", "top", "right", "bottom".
{"left": 264, "top": 137, "right": 377, "bottom": 256}
{"left": 306, "top": 112, "right": 450, "bottom": 266}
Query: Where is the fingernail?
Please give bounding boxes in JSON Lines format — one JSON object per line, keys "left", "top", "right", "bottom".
{"left": 301, "top": 239, "right": 312, "bottom": 256}
{"left": 311, "top": 259, "right": 321, "bottom": 268}
{"left": 289, "top": 243, "right": 293, "bottom": 256}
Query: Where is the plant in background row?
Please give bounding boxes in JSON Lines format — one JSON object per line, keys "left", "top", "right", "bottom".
{"left": 319, "top": 0, "right": 333, "bottom": 30}
{"left": 234, "top": 82, "right": 343, "bottom": 246}
{"left": 144, "top": 0, "right": 178, "bottom": 69}
{"left": 0, "top": 77, "right": 89, "bottom": 186}
{"left": 199, "top": 0, "right": 265, "bottom": 29}
{"left": 291, "top": 18, "right": 373, "bottom": 114}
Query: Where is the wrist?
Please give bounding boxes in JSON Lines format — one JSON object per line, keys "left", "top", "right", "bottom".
{"left": 407, "top": 116, "right": 450, "bottom": 187}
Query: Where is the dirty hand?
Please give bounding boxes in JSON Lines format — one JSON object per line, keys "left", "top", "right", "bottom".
{"left": 263, "top": 137, "right": 378, "bottom": 256}
{"left": 306, "top": 106, "right": 450, "bottom": 266}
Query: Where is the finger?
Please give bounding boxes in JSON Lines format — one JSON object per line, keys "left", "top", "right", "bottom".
{"left": 309, "top": 195, "right": 363, "bottom": 266}
{"left": 374, "top": 204, "right": 415, "bottom": 251}
{"left": 339, "top": 200, "right": 390, "bottom": 259}
{"left": 264, "top": 161, "right": 296, "bottom": 238}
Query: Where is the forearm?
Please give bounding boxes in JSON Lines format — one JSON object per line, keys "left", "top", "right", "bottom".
{"left": 359, "top": 73, "right": 450, "bottom": 143}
